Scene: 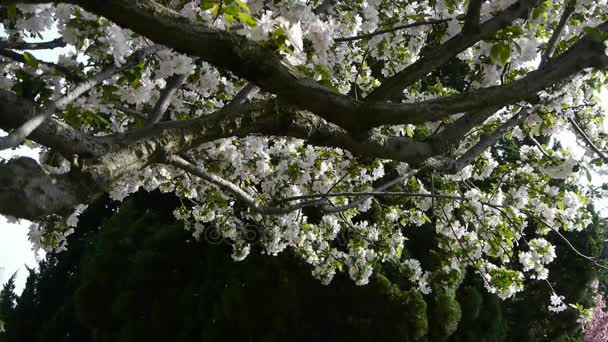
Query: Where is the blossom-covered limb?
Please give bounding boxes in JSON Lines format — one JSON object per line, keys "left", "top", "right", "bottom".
{"left": 168, "top": 154, "right": 327, "bottom": 214}
{"left": 362, "top": 28, "right": 608, "bottom": 128}
{"left": 365, "top": 0, "right": 541, "bottom": 102}
{"left": 29, "top": 0, "right": 607, "bottom": 135}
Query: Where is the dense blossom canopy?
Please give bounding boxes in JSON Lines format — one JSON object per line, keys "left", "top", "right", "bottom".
{"left": 1, "top": 0, "right": 608, "bottom": 323}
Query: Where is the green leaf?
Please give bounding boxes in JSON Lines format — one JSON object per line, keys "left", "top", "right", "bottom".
{"left": 223, "top": 12, "right": 235, "bottom": 24}
{"left": 22, "top": 52, "right": 39, "bottom": 70}
{"left": 405, "top": 126, "right": 414, "bottom": 138}
{"left": 490, "top": 42, "right": 511, "bottom": 66}
{"left": 585, "top": 167, "right": 593, "bottom": 183}
{"left": 590, "top": 158, "right": 604, "bottom": 166}
{"left": 93, "top": 113, "right": 110, "bottom": 126}
{"left": 236, "top": 11, "right": 257, "bottom": 27}
{"left": 234, "top": 0, "right": 250, "bottom": 12}
{"left": 199, "top": 0, "right": 217, "bottom": 10}
{"left": 335, "top": 261, "right": 343, "bottom": 272}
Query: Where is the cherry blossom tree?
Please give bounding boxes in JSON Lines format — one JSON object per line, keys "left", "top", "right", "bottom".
{"left": 1, "top": 0, "right": 608, "bottom": 319}
{"left": 585, "top": 280, "right": 608, "bottom": 342}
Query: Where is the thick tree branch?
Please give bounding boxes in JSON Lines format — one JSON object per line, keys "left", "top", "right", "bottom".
{"left": 463, "top": 0, "right": 484, "bottom": 33}
{"left": 430, "top": 106, "right": 502, "bottom": 154}
{"left": 365, "top": 0, "right": 540, "bottom": 102}
{"left": 144, "top": 73, "right": 187, "bottom": 126}
{"left": 31, "top": 0, "right": 604, "bottom": 135}
{"left": 95, "top": 100, "right": 436, "bottom": 185}
{"left": 0, "top": 89, "right": 109, "bottom": 157}
{"left": 0, "top": 157, "right": 94, "bottom": 220}
{"left": 67, "top": 0, "right": 367, "bottom": 131}
{"left": 358, "top": 29, "right": 608, "bottom": 129}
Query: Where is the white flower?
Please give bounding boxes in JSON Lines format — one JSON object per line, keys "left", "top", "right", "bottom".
{"left": 286, "top": 22, "right": 304, "bottom": 53}
{"left": 66, "top": 204, "right": 88, "bottom": 228}
{"left": 549, "top": 293, "right": 568, "bottom": 313}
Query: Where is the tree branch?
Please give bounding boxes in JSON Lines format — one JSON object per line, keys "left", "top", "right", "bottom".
{"left": 102, "top": 100, "right": 436, "bottom": 184}
{"left": 312, "top": 0, "right": 339, "bottom": 15}
{"left": 0, "top": 47, "right": 82, "bottom": 82}
{"left": 168, "top": 155, "right": 327, "bottom": 215}
{"left": 358, "top": 27, "right": 608, "bottom": 129}
{"left": 430, "top": 106, "right": 502, "bottom": 154}
{"left": 334, "top": 19, "right": 451, "bottom": 43}
{"left": 463, "top": 0, "right": 484, "bottom": 33}
{"left": 223, "top": 82, "right": 258, "bottom": 111}
{"left": 0, "top": 157, "right": 94, "bottom": 220}
{"left": 0, "top": 45, "right": 161, "bottom": 151}
{"left": 0, "top": 89, "right": 109, "bottom": 157}
{"left": 447, "top": 107, "right": 532, "bottom": 172}
{"left": 144, "top": 73, "right": 187, "bottom": 126}
{"left": 568, "top": 117, "right": 608, "bottom": 163}
{"left": 49, "top": 0, "right": 607, "bottom": 135}
{"left": 539, "top": 0, "right": 575, "bottom": 68}
{"left": 365, "top": 0, "right": 540, "bottom": 102}
{"left": 0, "top": 37, "right": 66, "bottom": 50}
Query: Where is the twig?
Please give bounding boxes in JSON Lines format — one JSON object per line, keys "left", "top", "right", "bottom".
{"left": 534, "top": 217, "right": 608, "bottom": 271}
{"left": 0, "top": 48, "right": 82, "bottom": 82}
{"left": 0, "top": 37, "right": 66, "bottom": 50}
{"left": 527, "top": 132, "right": 552, "bottom": 158}
{"left": 539, "top": 0, "right": 575, "bottom": 68}
{"left": 568, "top": 117, "right": 608, "bottom": 163}
{"left": 168, "top": 154, "right": 326, "bottom": 214}
{"left": 334, "top": 18, "right": 451, "bottom": 42}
